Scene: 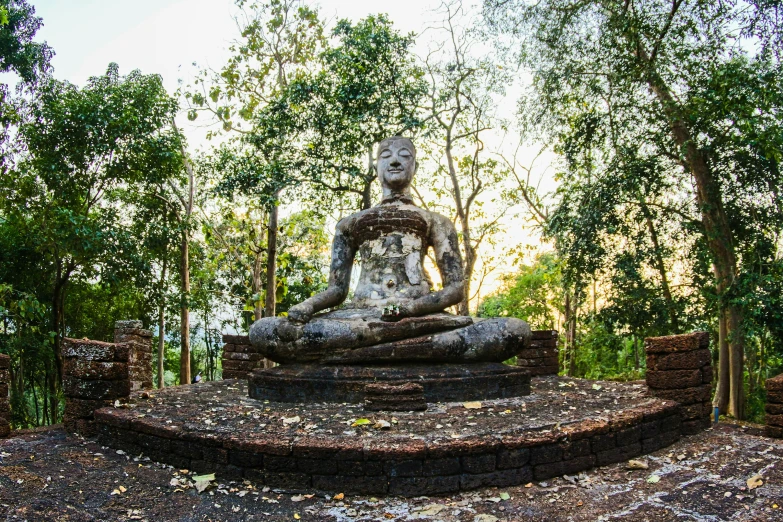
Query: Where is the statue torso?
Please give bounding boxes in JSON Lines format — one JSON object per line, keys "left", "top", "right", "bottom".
{"left": 345, "top": 203, "right": 434, "bottom": 308}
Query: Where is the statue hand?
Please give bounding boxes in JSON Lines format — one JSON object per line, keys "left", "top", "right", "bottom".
{"left": 288, "top": 303, "right": 314, "bottom": 324}
{"left": 380, "top": 304, "right": 411, "bottom": 322}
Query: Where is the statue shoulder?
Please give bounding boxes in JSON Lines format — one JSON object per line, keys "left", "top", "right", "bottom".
{"left": 335, "top": 212, "right": 363, "bottom": 234}
{"left": 427, "top": 210, "right": 458, "bottom": 236}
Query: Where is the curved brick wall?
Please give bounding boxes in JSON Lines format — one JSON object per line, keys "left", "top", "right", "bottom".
{"left": 94, "top": 397, "right": 681, "bottom": 496}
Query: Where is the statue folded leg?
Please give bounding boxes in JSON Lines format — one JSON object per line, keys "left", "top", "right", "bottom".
{"left": 249, "top": 308, "right": 474, "bottom": 364}
{"left": 320, "top": 317, "right": 530, "bottom": 364}
{"left": 250, "top": 308, "right": 529, "bottom": 365}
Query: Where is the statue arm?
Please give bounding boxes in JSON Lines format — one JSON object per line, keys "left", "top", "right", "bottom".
{"left": 390, "top": 214, "right": 464, "bottom": 319}
{"left": 287, "top": 220, "right": 355, "bottom": 323}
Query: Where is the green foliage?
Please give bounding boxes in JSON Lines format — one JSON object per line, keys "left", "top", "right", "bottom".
{"left": 485, "top": 0, "right": 783, "bottom": 401}
{"left": 232, "top": 14, "right": 428, "bottom": 211}
{"left": 479, "top": 253, "right": 561, "bottom": 330}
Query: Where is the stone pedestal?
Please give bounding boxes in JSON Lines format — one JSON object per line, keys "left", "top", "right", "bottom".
{"left": 0, "top": 354, "right": 10, "bottom": 438}
{"left": 645, "top": 332, "right": 713, "bottom": 435}
{"left": 516, "top": 330, "right": 559, "bottom": 376}
{"left": 62, "top": 320, "right": 153, "bottom": 437}
{"left": 765, "top": 373, "right": 783, "bottom": 438}
{"left": 248, "top": 363, "right": 531, "bottom": 404}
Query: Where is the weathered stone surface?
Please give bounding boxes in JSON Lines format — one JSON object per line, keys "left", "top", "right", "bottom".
{"left": 766, "top": 425, "right": 783, "bottom": 438}
{"left": 649, "top": 383, "right": 712, "bottom": 404}
{"left": 644, "top": 332, "right": 709, "bottom": 354}
{"left": 63, "top": 416, "right": 99, "bottom": 437}
{"left": 364, "top": 382, "right": 427, "bottom": 411}
{"left": 61, "top": 338, "right": 130, "bottom": 362}
{"left": 0, "top": 418, "right": 10, "bottom": 438}
{"left": 222, "top": 334, "right": 250, "bottom": 345}
{"left": 63, "top": 377, "right": 130, "bottom": 400}
{"left": 531, "top": 330, "right": 558, "bottom": 341}
{"left": 646, "top": 369, "right": 703, "bottom": 390}
{"left": 768, "top": 389, "right": 783, "bottom": 403}
{"left": 64, "top": 398, "right": 112, "bottom": 419}
{"left": 680, "top": 402, "right": 711, "bottom": 421}
{"left": 647, "top": 349, "right": 711, "bottom": 371}
{"left": 63, "top": 359, "right": 128, "bottom": 381}
{"left": 115, "top": 320, "right": 143, "bottom": 330}
{"left": 767, "top": 373, "right": 783, "bottom": 391}
{"left": 249, "top": 363, "right": 531, "bottom": 404}
{"left": 767, "top": 413, "right": 783, "bottom": 427}
{"left": 766, "top": 403, "right": 783, "bottom": 415}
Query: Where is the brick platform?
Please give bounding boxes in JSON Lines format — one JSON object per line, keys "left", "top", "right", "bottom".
{"left": 222, "top": 334, "right": 266, "bottom": 380}
{"left": 0, "top": 354, "right": 9, "bottom": 438}
{"left": 516, "top": 330, "right": 559, "bottom": 376}
{"left": 645, "top": 332, "right": 713, "bottom": 435}
{"left": 766, "top": 373, "right": 783, "bottom": 438}
{"left": 93, "top": 377, "right": 683, "bottom": 496}
{"left": 62, "top": 321, "right": 153, "bottom": 437}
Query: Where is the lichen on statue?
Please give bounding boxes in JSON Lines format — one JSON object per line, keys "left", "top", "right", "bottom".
{"left": 249, "top": 136, "right": 530, "bottom": 364}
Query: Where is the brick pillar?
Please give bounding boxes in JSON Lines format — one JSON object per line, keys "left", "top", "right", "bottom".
{"left": 222, "top": 334, "right": 265, "bottom": 379}
{"left": 61, "top": 320, "right": 153, "bottom": 437}
{"left": 645, "top": 332, "right": 713, "bottom": 435}
{"left": 765, "top": 373, "right": 783, "bottom": 438}
{"left": 114, "top": 320, "right": 153, "bottom": 391}
{"left": 0, "top": 354, "right": 10, "bottom": 438}
{"left": 516, "top": 330, "right": 559, "bottom": 376}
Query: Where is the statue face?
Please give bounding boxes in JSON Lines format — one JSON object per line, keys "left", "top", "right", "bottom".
{"left": 377, "top": 139, "right": 416, "bottom": 190}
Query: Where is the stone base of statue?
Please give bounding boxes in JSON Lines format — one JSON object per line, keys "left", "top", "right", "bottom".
{"left": 248, "top": 363, "right": 531, "bottom": 404}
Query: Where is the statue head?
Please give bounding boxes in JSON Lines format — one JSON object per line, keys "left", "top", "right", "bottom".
{"left": 377, "top": 136, "right": 417, "bottom": 194}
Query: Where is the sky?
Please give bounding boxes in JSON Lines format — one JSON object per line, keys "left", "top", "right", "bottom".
{"left": 24, "top": 0, "right": 552, "bottom": 305}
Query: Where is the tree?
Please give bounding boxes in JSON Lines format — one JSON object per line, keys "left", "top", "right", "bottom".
{"left": 1, "top": 64, "right": 181, "bottom": 414}
{"left": 421, "top": 1, "right": 512, "bottom": 315}
{"left": 0, "top": 0, "right": 53, "bottom": 161}
{"left": 484, "top": 0, "right": 783, "bottom": 418}
{"left": 186, "top": 0, "right": 325, "bottom": 320}
{"left": 267, "top": 14, "right": 427, "bottom": 211}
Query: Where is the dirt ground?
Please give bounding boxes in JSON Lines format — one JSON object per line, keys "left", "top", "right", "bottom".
{"left": 0, "top": 421, "right": 781, "bottom": 521}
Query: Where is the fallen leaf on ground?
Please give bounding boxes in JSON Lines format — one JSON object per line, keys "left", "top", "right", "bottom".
{"left": 627, "top": 459, "right": 649, "bottom": 470}
{"left": 647, "top": 475, "right": 660, "bottom": 484}
{"left": 291, "top": 494, "right": 305, "bottom": 502}
{"left": 474, "top": 515, "right": 498, "bottom": 522}
{"left": 747, "top": 475, "right": 763, "bottom": 490}
{"left": 463, "top": 401, "right": 482, "bottom": 409}
{"left": 373, "top": 420, "right": 391, "bottom": 429}
{"left": 351, "top": 418, "right": 371, "bottom": 427}
{"left": 415, "top": 504, "right": 445, "bottom": 515}
{"left": 282, "top": 416, "right": 301, "bottom": 425}
{"left": 333, "top": 492, "right": 345, "bottom": 500}
{"left": 193, "top": 473, "right": 215, "bottom": 493}
{"left": 499, "top": 492, "right": 511, "bottom": 500}
{"left": 592, "top": 384, "right": 602, "bottom": 390}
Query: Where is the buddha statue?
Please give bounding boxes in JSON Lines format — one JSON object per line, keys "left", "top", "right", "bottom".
{"left": 249, "top": 136, "right": 530, "bottom": 364}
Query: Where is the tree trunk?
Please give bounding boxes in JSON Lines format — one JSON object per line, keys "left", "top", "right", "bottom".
{"left": 713, "top": 309, "right": 730, "bottom": 414}
{"left": 179, "top": 230, "right": 191, "bottom": 386}
{"left": 264, "top": 195, "right": 279, "bottom": 319}
{"left": 252, "top": 249, "right": 264, "bottom": 321}
{"left": 642, "top": 61, "right": 744, "bottom": 419}
{"left": 640, "top": 199, "right": 679, "bottom": 332}
{"left": 564, "top": 291, "right": 578, "bottom": 377}
{"left": 361, "top": 145, "right": 375, "bottom": 210}
{"left": 157, "top": 257, "right": 167, "bottom": 389}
